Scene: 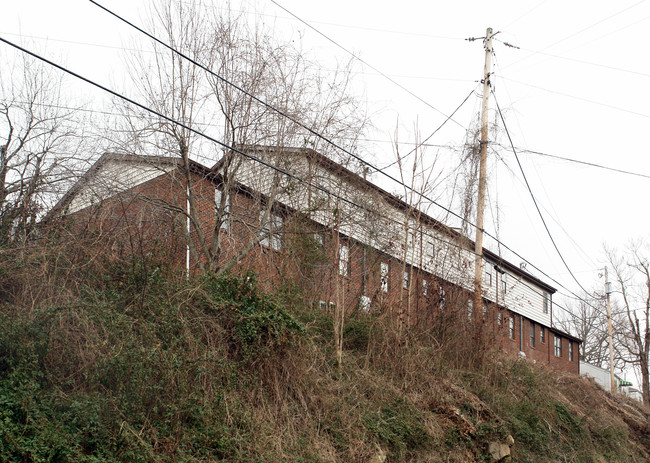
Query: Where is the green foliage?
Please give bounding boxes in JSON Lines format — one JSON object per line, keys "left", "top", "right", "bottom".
{"left": 199, "top": 272, "right": 305, "bottom": 363}
{"left": 0, "top": 250, "right": 647, "bottom": 462}
{"left": 364, "top": 398, "right": 431, "bottom": 458}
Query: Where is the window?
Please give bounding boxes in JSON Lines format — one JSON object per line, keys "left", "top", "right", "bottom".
{"left": 468, "top": 299, "right": 474, "bottom": 321}
{"left": 501, "top": 273, "right": 507, "bottom": 295}
{"left": 319, "top": 300, "right": 328, "bottom": 310}
{"left": 359, "top": 295, "right": 371, "bottom": 313}
{"left": 260, "top": 211, "right": 283, "bottom": 250}
{"left": 422, "top": 279, "right": 429, "bottom": 296}
{"left": 380, "top": 262, "right": 389, "bottom": 292}
{"left": 485, "top": 265, "right": 493, "bottom": 287}
{"left": 313, "top": 233, "right": 324, "bottom": 247}
{"left": 543, "top": 292, "right": 549, "bottom": 314}
{"left": 439, "top": 287, "right": 446, "bottom": 311}
{"left": 529, "top": 323, "right": 535, "bottom": 347}
{"left": 554, "top": 336, "right": 562, "bottom": 357}
{"left": 540, "top": 327, "right": 546, "bottom": 343}
{"left": 339, "top": 244, "right": 350, "bottom": 277}
{"left": 427, "top": 241, "right": 435, "bottom": 261}
{"left": 214, "top": 188, "right": 230, "bottom": 230}
{"left": 497, "top": 312, "right": 503, "bottom": 326}
{"left": 402, "top": 270, "right": 409, "bottom": 289}
{"left": 569, "top": 342, "right": 574, "bottom": 362}
{"left": 509, "top": 316, "right": 515, "bottom": 339}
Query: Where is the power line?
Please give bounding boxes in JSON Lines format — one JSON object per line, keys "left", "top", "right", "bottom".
{"left": 379, "top": 88, "right": 478, "bottom": 171}
{"left": 505, "top": 0, "right": 647, "bottom": 70}
{"left": 268, "top": 0, "right": 465, "bottom": 128}
{"left": 78, "top": 5, "right": 622, "bottom": 323}
{"left": 499, "top": 76, "right": 650, "bottom": 119}
{"left": 515, "top": 46, "right": 650, "bottom": 79}
{"left": 86, "top": 0, "right": 482, "bottom": 236}
{"left": 512, "top": 146, "right": 650, "bottom": 181}
{"left": 492, "top": 89, "right": 592, "bottom": 296}
{"left": 1, "top": 29, "right": 607, "bottom": 330}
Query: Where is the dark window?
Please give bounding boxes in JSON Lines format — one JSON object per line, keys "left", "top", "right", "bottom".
{"left": 554, "top": 336, "right": 562, "bottom": 357}
{"left": 569, "top": 342, "right": 574, "bottom": 362}
{"left": 540, "top": 327, "right": 546, "bottom": 343}
{"left": 530, "top": 323, "right": 535, "bottom": 347}
{"left": 543, "top": 292, "right": 549, "bottom": 314}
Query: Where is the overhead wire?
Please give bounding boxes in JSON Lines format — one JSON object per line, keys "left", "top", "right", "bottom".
{"left": 267, "top": 0, "right": 465, "bottom": 127}
{"left": 492, "top": 88, "right": 592, "bottom": 296}
{"left": 510, "top": 146, "right": 650, "bottom": 181}
{"left": 0, "top": 35, "right": 481, "bottom": 266}
{"left": 504, "top": 0, "right": 647, "bottom": 70}
{"left": 379, "top": 87, "right": 478, "bottom": 171}
{"left": 3, "top": 10, "right": 621, "bottom": 337}
{"left": 87, "top": 0, "right": 479, "bottom": 232}
{"left": 499, "top": 76, "right": 650, "bottom": 119}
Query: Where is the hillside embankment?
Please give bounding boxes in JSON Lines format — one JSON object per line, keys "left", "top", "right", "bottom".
{"left": 1, "top": 253, "right": 649, "bottom": 462}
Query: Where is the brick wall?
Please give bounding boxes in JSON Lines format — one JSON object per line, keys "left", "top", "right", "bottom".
{"left": 62, "top": 164, "right": 581, "bottom": 375}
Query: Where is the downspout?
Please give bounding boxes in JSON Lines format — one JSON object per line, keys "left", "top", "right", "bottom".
{"left": 548, "top": 292, "right": 553, "bottom": 365}
{"left": 186, "top": 184, "right": 190, "bottom": 280}
{"left": 520, "top": 315, "right": 524, "bottom": 353}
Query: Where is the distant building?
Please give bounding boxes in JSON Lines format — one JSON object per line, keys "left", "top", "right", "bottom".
{"left": 580, "top": 361, "right": 638, "bottom": 399}
{"left": 50, "top": 147, "right": 581, "bottom": 374}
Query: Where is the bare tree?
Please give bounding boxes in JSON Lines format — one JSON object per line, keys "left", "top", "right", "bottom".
{"left": 556, "top": 292, "right": 615, "bottom": 367}
{"left": 114, "top": 0, "right": 367, "bottom": 275}
{"left": 0, "top": 52, "right": 84, "bottom": 246}
{"left": 605, "top": 241, "right": 650, "bottom": 405}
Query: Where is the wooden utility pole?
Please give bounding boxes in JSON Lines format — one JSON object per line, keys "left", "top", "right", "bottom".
{"left": 473, "top": 27, "right": 494, "bottom": 311}
{"left": 605, "top": 267, "right": 616, "bottom": 393}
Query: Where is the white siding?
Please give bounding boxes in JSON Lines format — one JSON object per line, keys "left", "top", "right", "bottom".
{"left": 233, "top": 151, "right": 552, "bottom": 324}
{"left": 67, "top": 160, "right": 170, "bottom": 213}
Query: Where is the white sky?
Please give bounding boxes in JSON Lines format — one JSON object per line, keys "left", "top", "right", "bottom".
{"left": 2, "top": 0, "right": 650, "bottom": 321}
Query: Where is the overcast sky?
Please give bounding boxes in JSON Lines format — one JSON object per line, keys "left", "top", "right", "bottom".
{"left": 3, "top": 0, "right": 650, "bottom": 317}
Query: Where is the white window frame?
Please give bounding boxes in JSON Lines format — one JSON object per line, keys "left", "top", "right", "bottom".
{"left": 554, "top": 336, "right": 562, "bottom": 357}
{"left": 540, "top": 326, "right": 545, "bottom": 343}
{"left": 402, "top": 269, "right": 409, "bottom": 289}
{"left": 214, "top": 187, "right": 230, "bottom": 230}
{"left": 380, "top": 261, "right": 389, "bottom": 292}
{"left": 509, "top": 316, "right": 515, "bottom": 339}
{"left": 260, "top": 210, "right": 283, "bottom": 251}
{"left": 530, "top": 323, "right": 535, "bottom": 347}
{"left": 339, "top": 243, "right": 350, "bottom": 277}
{"left": 543, "top": 292, "right": 549, "bottom": 314}
{"left": 485, "top": 264, "right": 493, "bottom": 287}
{"left": 359, "top": 295, "right": 371, "bottom": 313}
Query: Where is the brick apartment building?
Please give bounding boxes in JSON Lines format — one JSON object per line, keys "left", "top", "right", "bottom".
{"left": 51, "top": 147, "right": 581, "bottom": 374}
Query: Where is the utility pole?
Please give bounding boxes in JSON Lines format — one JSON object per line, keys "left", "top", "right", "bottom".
{"left": 473, "top": 27, "right": 494, "bottom": 311}
{"left": 605, "top": 267, "right": 616, "bottom": 393}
